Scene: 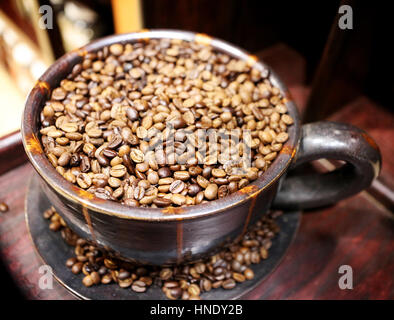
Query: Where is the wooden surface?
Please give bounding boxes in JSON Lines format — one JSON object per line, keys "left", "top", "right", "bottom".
{"left": 0, "top": 163, "right": 392, "bottom": 300}
{"left": 0, "top": 44, "right": 392, "bottom": 300}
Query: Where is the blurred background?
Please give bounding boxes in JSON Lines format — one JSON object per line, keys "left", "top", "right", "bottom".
{"left": 0, "top": 0, "right": 391, "bottom": 134}
{"left": 0, "top": 0, "right": 392, "bottom": 300}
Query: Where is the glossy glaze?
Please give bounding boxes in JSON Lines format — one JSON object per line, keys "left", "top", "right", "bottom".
{"left": 21, "top": 30, "right": 381, "bottom": 265}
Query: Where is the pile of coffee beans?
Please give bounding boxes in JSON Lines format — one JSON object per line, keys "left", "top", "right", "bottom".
{"left": 44, "top": 207, "right": 281, "bottom": 300}
{"left": 39, "top": 38, "right": 293, "bottom": 208}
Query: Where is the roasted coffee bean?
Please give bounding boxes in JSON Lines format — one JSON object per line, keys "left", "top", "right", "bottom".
{"left": 201, "top": 279, "right": 212, "bottom": 292}
{"left": 0, "top": 202, "right": 9, "bottom": 213}
{"left": 107, "top": 135, "right": 123, "bottom": 149}
{"left": 188, "top": 284, "right": 200, "bottom": 296}
{"left": 218, "top": 185, "right": 229, "bottom": 198}
{"left": 71, "top": 262, "right": 83, "bottom": 274}
{"left": 101, "top": 274, "right": 112, "bottom": 284}
{"left": 122, "top": 154, "right": 134, "bottom": 173}
{"left": 119, "top": 278, "right": 133, "bottom": 288}
{"left": 91, "top": 271, "right": 101, "bottom": 285}
{"left": 173, "top": 171, "right": 190, "bottom": 181}
{"left": 110, "top": 164, "right": 127, "bottom": 178}
{"left": 49, "top": 221, "right": 61, "bottom": 231}
{"left": 131, "top": 280, "right": 147, "bottom": 293}
{"left": 66, "top": 257, "right": 77, "bottom": 268}
{"left": 118, "top": 270, "right": 131, "bottom": 280}
{"left": 58, "top": 152, "right": 71, "bottom": 166}
{"left": 130, "top": 148, "right": 144, "bottom": 163}
{"left": 47, "top": 206, "right": 280, "bottom": 300}
{"left": 158, "top": 167, "right": 171, "bottom": 178}
{"left": 222, "top": 279, "right": 236, "bottom": 289}
{"left": 171, "top": 194, "right": 186, "bottom": 206}
{"left": 197, "top": 175, "right": 209, "bottom": 189}
{"left": 187, "top": 184, "right": 201, "bottom": 196}
{"left": 204, "top": 184, "right": 218, "bottom": 200}
{"left": 160, "top": 268, "right": 173, "bottom": 280}
{"left": 232, "top": 272, "right": 246, "bottom": 282}
{"left": 169, "top": 180, "right": 185, "bottom": 194}
{"left": 244, "top": 268, "right": 254, "bottom": 280}
{"left": 82, "top": 275, "right": 94, "bottom": 287}
{"left": 166, "top": 287, "right": 182, "bottom": 300}
{"left": 126, "top": 107, "right": 139, "bottom": 121}
{"left": 40, "top": 39, "right": 292, "bottom": 209}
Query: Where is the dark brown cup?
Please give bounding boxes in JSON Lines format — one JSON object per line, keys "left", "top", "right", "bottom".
{"left": 21, "top": 30, "right": 382, "bottom": 265}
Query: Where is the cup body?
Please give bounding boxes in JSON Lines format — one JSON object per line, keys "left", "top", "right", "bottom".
{"left": 40, "top": 176, "right": 281, "bottom": 265}
{"left": 22, "top": 30, "right": 300, "bottom": 265}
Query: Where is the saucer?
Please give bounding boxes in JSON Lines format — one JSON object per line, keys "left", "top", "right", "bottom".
{"left": 26, "top": 173, "right": 300, "bottom": 300}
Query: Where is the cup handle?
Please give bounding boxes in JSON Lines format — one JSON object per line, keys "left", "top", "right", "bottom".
{"left": 272, "top": 121, "right": 382, "bottom": 210}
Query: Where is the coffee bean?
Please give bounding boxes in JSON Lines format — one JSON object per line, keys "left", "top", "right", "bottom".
{"left": 218, "top": 185, "right": 229, "bottom": 198}
{"left": 160, "top": 268, "right": 173, "bottom": 280}
{"left": 173, "top": 171, "right": 190, "bottom": 181}
{"left": 188, "top": 284, "right": 200, "bottom": 296}
{"left": 110, "top": 164, "right": 127, "bottom": 178}
{"left": 126, "top": 107, "right": 139, "bottom": 121}
{"left": 40, "top": 38, "right": 292, "bottom": 208}
{"left": 0, "top": 202, "right": 9, "bottom": 213}
{"left": 71, "top": 262, "right": 83, "bottom": 274}
{"left": 158, "top": 167, "right": 171, "bottom": 178}
{"left": 147, "top": 171, "right": 159, "bottom": 184}
{"left": 187, "top": 184, "right": 201, "bottom": 196}
{"left": 82, "top": 275, "right": 94, "bottom": 287}
{"left": 232, "top": 272, "right": 246, "bottom": 282}
{"left": 117, "top": 271, "right": 131, "bottom": 281}
{"left": 52, "top": 87, "right": 66, "bottom": 100}
{"left": 66, "top": 257, "right": 77, "bottom": 268}
{"left": 132, "top": 280, "right": 147, "bottom": 293}
{"left": 47, "top": 205, "right": 280, "bottom": 300}
{"left": 211, "top": 168, "right": 226, "bottom": 178}
{"left": 194, "top": 262, "right": 206, "bottom": 274}
{"left": 169, "top": 180, "right": 185, "bottom": 194}
{"left": 108, "top": 135, "right": 123, "bottom": 149}
{"left": 130, "top": 148, "right": 144, "bottom": 163}
{"left": 109, "top": 43, "right": 123, "bottom": 56}
{"left": 171, "top": 194, "right": 186, "bottom": 206}
{"left": 204, "top": 183, "right": 218, "bottom": 200}
{"left": 202, "top": 279, "right": 212, "bottom": 292}
{"left": 91, "top": 271, "right": 101, "bottom": 285}
{"left": 153, "top": 197, "right": 172, "bottom": 207}
{"left": 222, "top": 279, "right": 236, "bottom": 289}
{"left": 244, "top": 268, "right": 254, "bottom": 280}
{"left": 166, "top": 287, "right": 182, "bottom": 300}
{"left": 276, "top": 132, "right": 289, "bottom": 143}
{"left": 197, "top": 175, "right": 209, "bottom": 189}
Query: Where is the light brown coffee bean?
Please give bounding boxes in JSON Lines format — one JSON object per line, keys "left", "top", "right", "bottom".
{"left": 171, "top": 194, "right": 186, "bottom": 206}
{"left": 130, "top": 148, "right": 144, "bottom": 163}
{"left": 204, "top": 183, "right": 218, "bottom": 200}
{"left": 110, "top": 164, "right": 127, "bottom": 178}
{"left": 131, "top": 280, "right": 147, "bottom": 293}
{"left": 169, "top": 180, "right": 185, "bottom": 194}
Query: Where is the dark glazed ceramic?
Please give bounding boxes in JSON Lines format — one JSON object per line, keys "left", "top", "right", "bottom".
{"left": 21, "top": 30, "right": 382, "bottom": 265}
{"left": 26, "top": 174, "right": 301, "bottom": 299}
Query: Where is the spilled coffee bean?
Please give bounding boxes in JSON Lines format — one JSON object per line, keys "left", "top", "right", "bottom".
{"left": 0, "top": 202, "right": 9, "bottom": 213}
{"left": 43, "top": 206, "right": 281, "bottom": 300}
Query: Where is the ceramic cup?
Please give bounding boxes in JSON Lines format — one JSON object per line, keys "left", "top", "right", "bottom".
{"left": 22, "top": 30, "right": 381, "bottom": 265}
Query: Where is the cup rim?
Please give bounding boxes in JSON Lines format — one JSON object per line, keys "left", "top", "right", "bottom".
{"left": 21, "top": 29, "right": 300, "bottom": 222}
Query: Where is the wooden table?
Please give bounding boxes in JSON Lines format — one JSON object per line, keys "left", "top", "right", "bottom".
{"left": 0, "top": 44, "right": 392, "bottom": 300}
